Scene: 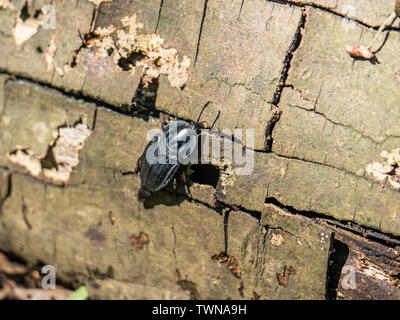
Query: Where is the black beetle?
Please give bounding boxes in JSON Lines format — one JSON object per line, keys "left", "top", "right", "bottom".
{"left": 135, "top": 103, "right": 219, "bottom": 201}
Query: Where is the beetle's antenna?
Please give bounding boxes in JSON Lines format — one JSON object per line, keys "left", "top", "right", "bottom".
{"left": 210, "top": 111, "right": 220, "bottom": 129}
{"left": 196, "top": 101, "right": 211, "bottom": 124}
{"left": 78, "top": 29, "right": 84, "bottom": 41}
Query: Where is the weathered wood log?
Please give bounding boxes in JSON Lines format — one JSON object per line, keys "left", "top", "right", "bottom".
{"left": 0, "top": 0, "right": 400, "bottom": 299}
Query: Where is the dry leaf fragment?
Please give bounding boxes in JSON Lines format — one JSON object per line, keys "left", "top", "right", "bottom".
{"left": 276, "top": 266, "right": 296, "bottom": 288}
{"left": 345, "top": 44, "right": 375, "bottom": 60}
{"left": 227, "top": 256, "right": 241, "bottom": 279}
{"left": 108, "top": 211, "right": 116, "bottom": 225}
{"left": 130, "top": 232, "right": 150, "bottom": 249}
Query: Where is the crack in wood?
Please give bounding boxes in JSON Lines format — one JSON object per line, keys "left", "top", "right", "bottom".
{"left": 287, "top": 97, "right": 400, "bottom": 146}
{"left": 271, "top": 8, "right": 307, "bottom": 107}
{"left": 223, "top": 209, "right": 230, "bottom": 253}
{"left": 265, "top": 197, "right": 400, "bottom": 247}
{"left": 0, "top": 168, "right": 11, "bottom": 217}
{"left": 194, "top": 0, "right": 208, "bottom": 67}
{"left": 155, "top": 0, "right": 164, "bottom": 33}
{"left": 265, "top": 8, "right": 307, "bottom": 151}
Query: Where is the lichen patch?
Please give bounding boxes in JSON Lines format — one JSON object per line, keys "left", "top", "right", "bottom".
{"left": 269, "top": 231, "right": 286, "bottom": 247}
{"left": 226, "top": 256, "right": 241, "bottom": 279}
{"left": 365, "top": 148, "right": 400, "bottom": 190}
{"left": 213, "top": 160, "right": 237, "bottom": 188}
{"left": 277, "top": 266, "right": 296, "bottom": 288}
{"left": 7, "top": 123, "right": 92, "bottom": 184}
{"left": 130, "top": 232, "right": 150, "bottom": 249}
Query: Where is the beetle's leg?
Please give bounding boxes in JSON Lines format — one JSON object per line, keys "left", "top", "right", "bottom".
{"left": 160, "top": 113, "right": 179, "bottom": 129}
{"left": 172, "top": 178, "right": 180, "bottom": 206}
{"left": 179, "top": 168, "right": 192, "bottom": 198}
{"left": 78, "top": 29, "right": 84, "bottom": 41}
{"left": 160, "top": 113, "right": 166, "bottom": 128}
{"left": 134, "top": 155, "right": 141, "bottom": 174}
{"left": 160, "top": 113, "right": 171, "bottom": 129}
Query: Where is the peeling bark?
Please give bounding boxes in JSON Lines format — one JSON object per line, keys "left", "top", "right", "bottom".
{"left": 0, "top": 0, "right": 400, "bottom": 300}
{"left": 7, "top": 123, "right": 92, "bottom": 184}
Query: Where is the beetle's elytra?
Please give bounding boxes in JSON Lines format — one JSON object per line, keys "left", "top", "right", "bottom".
{"left": 136, "top": 103, "right": 219, "bottom": 202}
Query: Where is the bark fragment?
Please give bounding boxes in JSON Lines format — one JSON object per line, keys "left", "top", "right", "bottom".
{"left": 365, "top": 148, "right": 400, "bottom": 191}
{"left": 76, "top": 14, "right": 191, "bottom": 90}
{"left": 7, "top": 123, "right": 92, "bottom": 184}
